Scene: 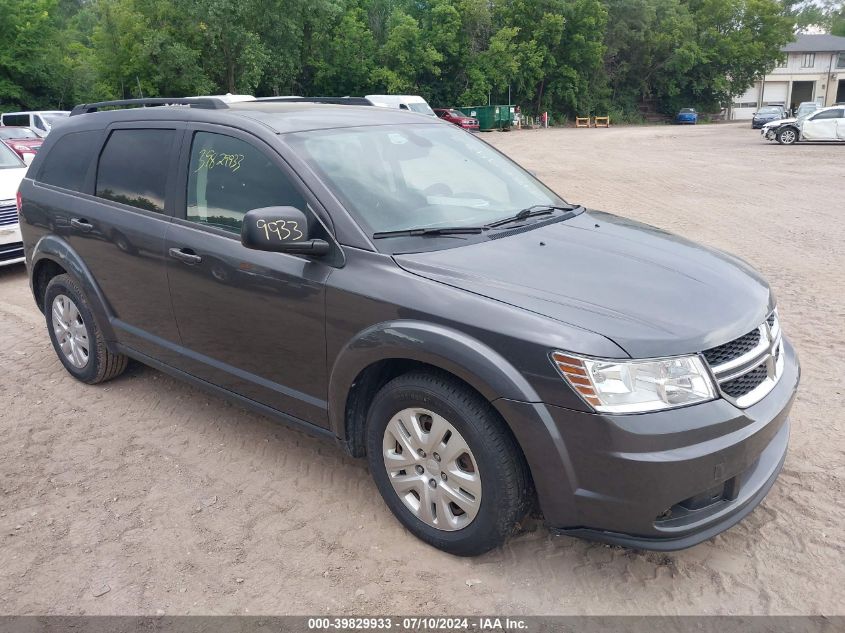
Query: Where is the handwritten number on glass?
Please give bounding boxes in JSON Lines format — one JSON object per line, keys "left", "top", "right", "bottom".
{"left": 257, "top": 219, "right": 304, "bottom": 242}
{"left": 196, "top": 148, "right": 245, "bottom": 173}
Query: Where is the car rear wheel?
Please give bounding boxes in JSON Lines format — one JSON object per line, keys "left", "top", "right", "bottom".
{"left": 45, "top": 274, "right": 128, "bottom": 384}
{"left": 777, "top": 127, "right": 798, "bottom": 145}
{"left": 366, "top": 370, "right": 532, "bottom": 556}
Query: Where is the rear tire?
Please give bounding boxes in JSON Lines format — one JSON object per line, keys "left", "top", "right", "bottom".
{"left": 44, "top": 274, "right": 128, "bottom": 384}
{"left": 366, "top": 370, "right": 532, "bottom": 556}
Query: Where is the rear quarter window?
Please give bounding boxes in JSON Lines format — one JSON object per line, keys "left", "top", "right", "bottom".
{"left": 37, "top": 130, "right": 102, "bottom": 192}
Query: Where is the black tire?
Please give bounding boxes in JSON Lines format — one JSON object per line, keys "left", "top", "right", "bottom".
{"left": 777, "top": 127, "right": 798, "bottom": 145}
{"left": 366, "top": 370, "right": 533, "bottom": 556}
{"left": 44, "top": 274, "right": 128, "bottom": 384}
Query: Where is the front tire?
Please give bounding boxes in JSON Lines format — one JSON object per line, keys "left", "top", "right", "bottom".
{"left": 44, "top": 274, "right": 128, "bottom": 384}
{"left": 777, "top": 127, "right": 798, "bottom": 145}
{"left": 366, "top": 370, "right": 532, "bottom": 556}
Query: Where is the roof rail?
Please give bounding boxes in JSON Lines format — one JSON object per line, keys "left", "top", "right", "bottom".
{"left": 70, "top": 97, "right": 230, "bottom": 116}
{"left": 254, "top": 96, "right": 374, "bottom": 106}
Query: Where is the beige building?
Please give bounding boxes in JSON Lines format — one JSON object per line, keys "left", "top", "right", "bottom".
{"left": 731, "top": 33, "right": 845, "bottom": 120}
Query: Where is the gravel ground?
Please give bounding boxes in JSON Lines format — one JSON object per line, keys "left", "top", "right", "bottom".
{"left": 0, "top": 122, "right": 842, "bottom": 616}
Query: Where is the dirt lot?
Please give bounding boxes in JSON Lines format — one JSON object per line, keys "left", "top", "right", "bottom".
{"left": 1, "top": 123, "right": 843, "bottom": 616}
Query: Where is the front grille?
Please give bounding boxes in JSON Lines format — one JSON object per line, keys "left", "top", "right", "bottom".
{"left": 721, "top": 362, "right": 768, "bottom": 398}
{"left": 703, "top": 328, "right": 760, "bottom": 366}
{"left": 0, "top": 242, "right": 24, "bottom": 262}
{"left": 0, "top": 204, "right": 17, "bottom": 227}
{"left": 704, "top": 310, "right": 783, "bottom": 408}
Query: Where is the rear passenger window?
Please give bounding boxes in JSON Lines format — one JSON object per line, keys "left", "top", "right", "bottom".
{"left": 186, "top": 132, "right": 306, "bottom": 233}
{"left": 96, "top": 129, "right": 175, "bottom": 213}
{"left": 38, "top": 130, "right": 101, "bottom": 192}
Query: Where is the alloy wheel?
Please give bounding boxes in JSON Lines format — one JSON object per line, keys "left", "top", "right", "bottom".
{"left": 382, "top": 407, "right": 482, "bottom": 531}
{"left": 51, "top": 294, "right": 90, "bottom": 369}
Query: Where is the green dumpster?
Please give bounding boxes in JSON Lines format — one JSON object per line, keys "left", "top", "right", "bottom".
{"left": 461, "top": 105, "right": 515, "bottom": 131}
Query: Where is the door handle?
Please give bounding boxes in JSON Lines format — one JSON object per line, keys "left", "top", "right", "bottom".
{"left": 70, "top": 218, "right": 94, "bottom": 233}
{"left": 168, "top": 247, "right": 203, "bottom": 265}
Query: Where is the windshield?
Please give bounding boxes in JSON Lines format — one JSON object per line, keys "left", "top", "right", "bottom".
{"left": 408, "top": 102, "right": 436, "bottom": 116}
{"left": 680, "top": 108, "right": 695, "bottom": 113}
{"left": 0, "top": 128, "right": 36, "bottom": 140}
{"left": 286, "top": 124, "right": 563, "bottom": 236}
{"left": 449, "top": 109, "right": 467, "bottom": 118}
{"left": 758, "top": 107, "right": 781, "bottom": 114}
{"left": 0, "top": 142, "right": 24, "bottom": 168}
{"left": 796, "top": 105, "right": 817, "bottom": 118}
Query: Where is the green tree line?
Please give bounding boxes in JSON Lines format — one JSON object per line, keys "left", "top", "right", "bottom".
{"left": 1, "top": 0, "right": 834, "bottom": 120}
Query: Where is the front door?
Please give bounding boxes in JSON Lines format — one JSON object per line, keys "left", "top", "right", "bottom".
{"left": 64, "top": 124, "right": 183, "bottom": 360}
{"left": 164, "top": 126, "right": 335, "bottom": 427}
{"left": 802, "top": 108, "right": 843, "bottom": 140}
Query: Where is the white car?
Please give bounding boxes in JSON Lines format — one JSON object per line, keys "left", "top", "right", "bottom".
{"left": 0, "top": 142, "right": 26, "bottom": 266}
{"left": 365, "top": 94, "right": 436, "bottom": 116}
{"left": 766, "top": 105, "right": 845, "bottom": 145}
{"left": 0, "top": 110, "right": 70, "bottom": 138}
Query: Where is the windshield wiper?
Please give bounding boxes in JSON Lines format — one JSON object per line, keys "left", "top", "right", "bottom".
{"left": 372, "top": 226, "right": 486, "bottom": 239}
{"left": 486, "top": 204, "right": 579, "bottom": 229}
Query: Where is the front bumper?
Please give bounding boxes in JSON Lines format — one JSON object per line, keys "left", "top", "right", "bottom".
{"left": 494, "top": 337, "right": 799, "bottom": 550}
{"left": 0, "top": 222, "right": 24, "bottom": 266}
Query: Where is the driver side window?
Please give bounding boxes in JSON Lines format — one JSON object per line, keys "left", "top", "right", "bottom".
{"left": 186, "top": 132, "right": 308, "bottom": 234}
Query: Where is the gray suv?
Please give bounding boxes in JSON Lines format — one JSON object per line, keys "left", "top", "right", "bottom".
{"left": 18, "top": 98, "right": 799, "bottom": 556}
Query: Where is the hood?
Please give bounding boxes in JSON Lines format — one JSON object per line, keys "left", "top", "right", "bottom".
{"left": 763, "top": 117, "right": 795, "bottom": 128}
{"left": 0, "top": 167, "right": 26, "bottom": 200}
{"left": 394, "top": 211, "right": 772, "bottom": 358}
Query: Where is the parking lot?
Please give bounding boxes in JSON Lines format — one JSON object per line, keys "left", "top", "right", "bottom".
{"left": 1, "top": 122, "right": 842, "bottom": 616}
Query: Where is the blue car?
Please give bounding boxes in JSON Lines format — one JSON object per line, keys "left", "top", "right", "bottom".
{"left": 675, "top": 108, "right": 698, "bottom": 124}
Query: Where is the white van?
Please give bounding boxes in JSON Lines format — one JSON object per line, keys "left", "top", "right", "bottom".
{"left": 364, "top": 95, "right": 436, "bottom": 116}
{"left": 0, "top": 111, "right": 70, "bottom": 137}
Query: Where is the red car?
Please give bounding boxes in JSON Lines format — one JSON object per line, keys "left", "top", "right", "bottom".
{"left": 434, "top": 108, "right": 480, "bottom": 131}
{"left": 0, "top": 127, "right": 43, "bottom": 164}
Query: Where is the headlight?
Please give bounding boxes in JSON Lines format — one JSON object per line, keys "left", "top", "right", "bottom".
{"left": 551, "top": 352, "right": 716, "bottom": 414}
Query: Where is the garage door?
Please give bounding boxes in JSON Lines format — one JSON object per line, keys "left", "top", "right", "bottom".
{"left": 763, "top": 82, "right": 788, "bottom": 107}
{"left": 732, "top": 83, "right": 760, "bottom": 120}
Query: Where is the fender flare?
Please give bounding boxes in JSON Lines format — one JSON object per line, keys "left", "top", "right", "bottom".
{"left": 328, "top": 319, "right": 543, "bottom": 439}
{"left": 328, "top": 320, "right": 579, "bottom": 519}
{"left": 30, "top": 234, "right": 117, "bottom": 343}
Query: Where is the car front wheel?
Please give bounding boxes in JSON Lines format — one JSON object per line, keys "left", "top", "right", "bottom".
{"left": 366, "top": 371, "right": 533, "bottom": 556}
{"left": 777, "top": 127, "right": 798, "bottom": 145}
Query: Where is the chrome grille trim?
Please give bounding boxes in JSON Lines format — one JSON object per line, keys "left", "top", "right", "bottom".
{"left": 0, "top": 204, "right": 18, "bottom": 227}
{"left": 707, "top": 310, "right": 783, "bottom": 408}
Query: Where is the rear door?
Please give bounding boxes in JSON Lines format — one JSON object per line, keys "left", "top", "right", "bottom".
{"left": 60, "top": 123, "right": 184, "bottom": 360}
{"left": 164, "top": 124, "right": 336, "bottom": 427}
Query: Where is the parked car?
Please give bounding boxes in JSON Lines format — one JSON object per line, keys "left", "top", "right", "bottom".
{"left": 433, "top": 108, "right": 480, "bottom": 131}
{"left": 768, "top": 105, "right": 845, "bottom": 145}
{"left": 0, "top": 142, "right": 27, "bottom": 266}
{"left": 751, "top": 106, "right": 786, "bottom": 129}
{"left": 675, "top": 108, "right": 698, "bottom": 124}
{"left": 1, "top": 111, "right": 70, "bottom": 137}
{"left": 0, "top": 127, "right": 44, "bottom": 164}
{"left": 760, "top": 101, "right": 820, "bottom": 139}
{"left": 365, "top": 94, "right": 436, "bottom": 116}
{"left": 18, "top": 97, "right": 799, "bottom": 556}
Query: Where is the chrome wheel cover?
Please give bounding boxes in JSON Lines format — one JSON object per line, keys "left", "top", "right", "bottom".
{"left": 51, "top": 294, "right": 90, "bottom": 369}
{"left": 781, "top": 129, "right": 796, "bottom": 144}
{"left": 382, "top": 408, "right": 482, "bottom": 531}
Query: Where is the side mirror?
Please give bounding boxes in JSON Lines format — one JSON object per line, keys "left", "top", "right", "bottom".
{"left": 241, "top": 206, "right": 331, "bottom": 256}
